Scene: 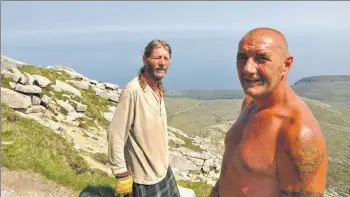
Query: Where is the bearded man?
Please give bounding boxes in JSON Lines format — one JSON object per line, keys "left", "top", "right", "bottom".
{"left": 108, "top": 40, "right": 180, "bottom": 197}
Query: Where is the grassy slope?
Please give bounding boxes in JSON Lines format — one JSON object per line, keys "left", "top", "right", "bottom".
{"left": 16, "top": 65, "right": 115, "bottom": 129}
{"left": 1, "top": 66, "right": 212, "bottom": 196}
{"left": 1, "top": 103, "right": 115, "bottom": 192}
{"left": 1, "top": 103, "right": 212, "bottom": 196}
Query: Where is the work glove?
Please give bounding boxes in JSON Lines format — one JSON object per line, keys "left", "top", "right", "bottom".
{"left": 114, "top": 171, "right": 133, "bottom": 197}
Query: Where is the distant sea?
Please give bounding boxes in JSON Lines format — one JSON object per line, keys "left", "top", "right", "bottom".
{"left": 2, "top": 29, "right": 349, "bottom": 90}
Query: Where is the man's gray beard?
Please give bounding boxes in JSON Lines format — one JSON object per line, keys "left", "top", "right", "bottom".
{"left": 145, "top": 64, "right": 164, "bottom": 81}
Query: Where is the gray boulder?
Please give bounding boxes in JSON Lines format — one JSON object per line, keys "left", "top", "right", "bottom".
{"left": 31, "top": 96, "right": 41, "bottom": 105}
{"left": 24, "top": 72, "right": 35, "bottom": 85}
{"left": 104, "top": 82, "right": 118, "bottom": 90}
{"left": 66, "top": 80, "right": 90, "bottom": 90}
{"left": 76, "top": 103, "right": 87, "bottom": 112}
{"left": 53, "top": 80, "right": 82, "bottom": 98}
{"left": 57, "top": 99, "right": 76, "bottom": 114}
{"left": 32, "top": 75, "right": 51, "bottom": 87}
{"left": 41, "top": 95, "right": 51, "bottom": 107}
{"left": 1, "top": 87, "right": 31, "bottom": 109}
{"left": 25, "top": 106, "right": 46, "bottom": 114}
{"left": 2, "top": 70, "right": 22, "bottom": 83}
{"left": 15, "top": 84, "right": 42, "bottom": 94}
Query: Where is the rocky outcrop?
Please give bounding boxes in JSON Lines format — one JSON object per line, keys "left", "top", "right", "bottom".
{"left": 1, "top": 55, "right": 27, "bottom": 70}
{"left": 1, "top": 87, "right": 31, "bottom": 109}
{"left": 1, "top": 55, "right": 202, "bottom": 196}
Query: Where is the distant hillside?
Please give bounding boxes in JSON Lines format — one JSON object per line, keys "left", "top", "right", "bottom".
{"left": 292, "top": 75, "right": 350, "bottom": 109}
{"left": 165, "top": 89, "right": 244, "bottom": 100}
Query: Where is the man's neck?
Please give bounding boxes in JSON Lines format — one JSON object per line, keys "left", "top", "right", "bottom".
{"left": 144, "top": 73, "right": 160, "bottom": 93}
{"left": 254, "top": 79, "right": 292, "bottom": 109}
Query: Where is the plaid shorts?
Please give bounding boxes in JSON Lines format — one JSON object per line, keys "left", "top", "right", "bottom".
{"left": 132, "top": 167, "right": 180, "bottom": 197}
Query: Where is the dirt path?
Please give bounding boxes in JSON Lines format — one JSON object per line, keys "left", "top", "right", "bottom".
{"left": 167, "top": 100, "right": 204, "bottom": 117}
{"left": 1, "top": 167, "right": 78, "bottom": 197}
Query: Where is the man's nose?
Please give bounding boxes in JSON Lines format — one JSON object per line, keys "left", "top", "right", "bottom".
{"left": 158, "top": 57, "right": 165, "bottom": 64}
{"left": 242, "top": 58, "right": 257, "bottom": 74}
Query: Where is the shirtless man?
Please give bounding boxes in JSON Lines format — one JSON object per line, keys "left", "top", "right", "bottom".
{"left": 209, "top": 27, "right": 328, "bottom": 197}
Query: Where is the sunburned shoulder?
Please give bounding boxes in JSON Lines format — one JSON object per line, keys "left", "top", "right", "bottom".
{"left": 276, "top": 106, "right": 328, "bottom": 196}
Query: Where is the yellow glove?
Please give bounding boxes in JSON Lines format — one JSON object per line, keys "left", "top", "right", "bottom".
{"left": 114, "top": 175, "right": 133, "bottom": 196}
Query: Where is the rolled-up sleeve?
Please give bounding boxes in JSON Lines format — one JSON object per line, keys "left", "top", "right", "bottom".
{"left": 108, "top": 89, "right": 135, "bottom": 175}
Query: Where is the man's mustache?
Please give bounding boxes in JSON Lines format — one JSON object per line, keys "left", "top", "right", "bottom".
{"left": 154, "top": 65, "right": 167, "bottom": 70}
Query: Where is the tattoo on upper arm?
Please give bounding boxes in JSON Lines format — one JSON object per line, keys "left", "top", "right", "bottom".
{"left": 285, "top": 134, "right": 325, "bottom": 191}
{"left": 281, "top": 190, "right": 323, "bottom": 197}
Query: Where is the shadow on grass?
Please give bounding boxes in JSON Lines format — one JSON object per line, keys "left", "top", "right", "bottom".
{"left": 78, "top": 185, "right": 115, "bottom": 197}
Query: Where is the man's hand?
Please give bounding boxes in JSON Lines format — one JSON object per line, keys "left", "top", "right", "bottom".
{"left": 114, "top": 171, "right": 133, "bottom": 196}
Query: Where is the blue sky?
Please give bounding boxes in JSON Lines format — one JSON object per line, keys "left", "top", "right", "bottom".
{"left": 2, "top": 1, "right": 350, "bottom": 89}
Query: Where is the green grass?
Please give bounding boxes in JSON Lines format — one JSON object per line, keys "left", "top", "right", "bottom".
{"left": 1, "top": 103, "right": 115, "bottom": 192}
{"left": 18, "top": 65, "right": 71, "bottom": 82}
{"left": 78, "top": 87, "right": 116, "bottom": 129}
{"left": 77, "top": 117, "right": 98, "bottom": 130}
{"left": 173, "top": 133, "right": 202, "bottom": 153}
{"left": 68, "top": 100, "right": 78, "bottom": 110}
{"left": 1, "top": 75, "right": 13, "bottom": 89}
{"left": 169, "top": 139, "right": 180, "bottom": 148}
{"left": 60, "top": 106, "right": 69, "bottom": 115}
{"left": 90, "top": 152, "right": 109, "bottom": 165}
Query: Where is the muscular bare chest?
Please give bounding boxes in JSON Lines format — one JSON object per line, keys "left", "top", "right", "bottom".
{"left": 223, "top": 109, "right": 280, "bottom": 176}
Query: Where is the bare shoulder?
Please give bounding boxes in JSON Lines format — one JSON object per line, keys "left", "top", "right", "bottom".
{"left": 276, "top": 101, "right": 328, "bottom": 196}
{"left": 240, "top": 95, "right": 254, "bottom": 111}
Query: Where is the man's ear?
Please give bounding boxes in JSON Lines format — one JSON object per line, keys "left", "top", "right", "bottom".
{"left": 282, "top": 56, "right": 293, "bottom": 76}
{"left": 142, "top": 55, "right": 147, "bottom": 65}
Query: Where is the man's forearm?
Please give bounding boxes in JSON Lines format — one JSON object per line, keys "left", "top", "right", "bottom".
{"left": 108, "top": 128, "right": 128, "bottom": 174}
{"left": 107, "top": 90, "right": 135, "bottom": 175}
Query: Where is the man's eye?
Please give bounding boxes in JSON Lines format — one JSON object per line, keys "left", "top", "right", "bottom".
{"left": 237, "top": 56, "right": 247, "bottom": 60}
{"left": 256, "top": 56, "right": 268, "bottom": 61}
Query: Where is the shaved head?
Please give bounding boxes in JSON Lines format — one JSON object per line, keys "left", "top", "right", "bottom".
{"left": 239, "top": 27, "right": 289, "bottom": 58}
{"left": 236, "top": 27, "right": 294, "bottom": 99}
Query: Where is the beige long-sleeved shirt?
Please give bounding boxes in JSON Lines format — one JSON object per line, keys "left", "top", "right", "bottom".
{"left": 108, "top": 76, "right": 169, "bottom": 185}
